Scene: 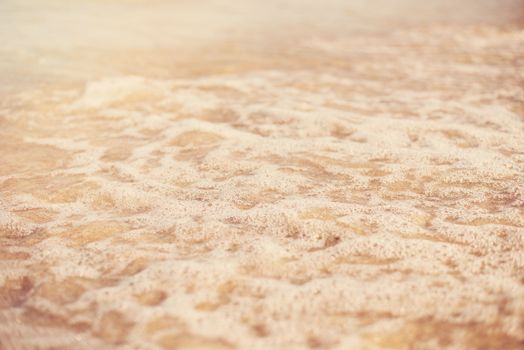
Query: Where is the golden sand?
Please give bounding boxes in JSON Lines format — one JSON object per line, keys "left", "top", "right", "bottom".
{"left": 1, "top": 1, "right": 524, "bottom": 349}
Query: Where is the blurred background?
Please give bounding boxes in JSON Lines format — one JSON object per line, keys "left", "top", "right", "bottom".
{"left": 1, "top": 0, "right": 523, "bottom": 92}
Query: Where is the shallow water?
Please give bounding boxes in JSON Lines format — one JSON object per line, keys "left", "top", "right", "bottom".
{"left": 1, "top": 1, "right": 524, "bottom": 349}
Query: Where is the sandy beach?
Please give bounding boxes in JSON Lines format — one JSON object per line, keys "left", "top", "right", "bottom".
{"left": 1, "top": 1, "right": 524, "bottom": 349}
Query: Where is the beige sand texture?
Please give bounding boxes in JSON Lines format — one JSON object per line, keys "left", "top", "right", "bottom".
{"left": 1, "top": 0, "right": 524, "bottom": 349}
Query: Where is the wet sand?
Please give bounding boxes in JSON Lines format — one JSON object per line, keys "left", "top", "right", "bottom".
{"left": 1, "top": 1, "right": 524, "bottom": 349}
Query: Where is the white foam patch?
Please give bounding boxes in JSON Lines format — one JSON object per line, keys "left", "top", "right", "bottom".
{"left": 1, "top": 1, "right": 524, "bottom": 349}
